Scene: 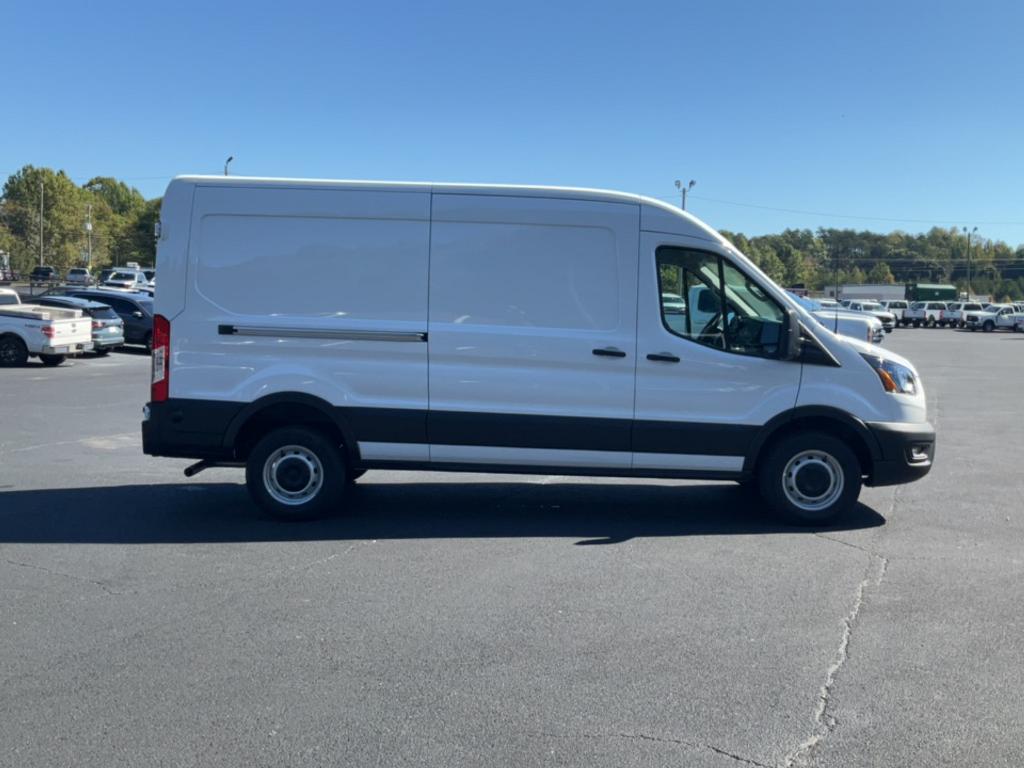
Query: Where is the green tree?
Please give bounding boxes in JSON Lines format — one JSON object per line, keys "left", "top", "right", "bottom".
{"left": 2, "top": 165, "right": 89, "bottom": 275}
{"left": 867, "top": 261, "right": 895, "bottom": 284}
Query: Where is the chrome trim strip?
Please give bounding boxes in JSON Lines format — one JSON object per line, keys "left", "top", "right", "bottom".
{"left": 219, "top": 325, "right": 426, "bottom": 342}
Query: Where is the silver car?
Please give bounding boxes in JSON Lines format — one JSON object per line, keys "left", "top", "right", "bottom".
{"left": 66, "top": 267, "right": 93, "bottom": 286}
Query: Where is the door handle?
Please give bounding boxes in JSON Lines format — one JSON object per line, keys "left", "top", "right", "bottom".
{"left": 646, "top": 352, "right": 680, "bottom": 363}
{"left": 592, "top": 347, "right": 627, "bottom": 358}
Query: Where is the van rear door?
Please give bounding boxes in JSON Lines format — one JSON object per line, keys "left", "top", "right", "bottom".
{"left": 427, "top": 194, "right": 639, "bottom": 469}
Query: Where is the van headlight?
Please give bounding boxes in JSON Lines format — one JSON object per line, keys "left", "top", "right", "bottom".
{"left": 861, "top": 354, "right": 917, "bottom": 395}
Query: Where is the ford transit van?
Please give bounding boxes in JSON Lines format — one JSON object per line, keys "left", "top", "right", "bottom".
{"left": 143, "top": 177, "right": 934, "bottom": 524}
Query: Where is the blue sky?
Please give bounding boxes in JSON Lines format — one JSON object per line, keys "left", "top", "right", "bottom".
{"left": 4, "top": 0, "right": 1023, "bottom": 243}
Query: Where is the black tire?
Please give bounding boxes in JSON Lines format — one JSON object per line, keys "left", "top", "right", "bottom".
{"left": 245, "top": 426, "right": 348, "bottom": 520}
{"left": 983, "top": 321, "right": 994, "bottom": 333}
{"left": 757, "top": 431, "right": 862, "bottom": 526}
{"left": 0, "top": 335, "right": 29, "bottom": 367}
{"left": 93, "top": 348, "right": 111, "bottom": 356}
{"left": 39, "top": 354, "right": 65, "bottom": 367}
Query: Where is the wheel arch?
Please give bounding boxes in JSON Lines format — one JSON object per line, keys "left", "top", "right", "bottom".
{"left": 745, "top": 406, "right": 882, "bottom": 478}
{"left": 224, "top": 393, "right": 358, "bottom": 465}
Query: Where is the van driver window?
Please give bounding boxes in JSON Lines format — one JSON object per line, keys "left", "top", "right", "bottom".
{"left": 656, "top": 247, "right": 787, "bottom": 358}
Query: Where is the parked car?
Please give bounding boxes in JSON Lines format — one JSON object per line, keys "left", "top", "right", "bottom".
{"left": 103, "top": 270, "right": 149, "bottom": 289}
{"left": 65, "top": 289, "right": 154, "bottom": 351}
{"left": 844, "top": 300, "right": 896, "bottom": 333}
{"left": 0, "top": 287, "right": 93, "bottom": 366}
{"left": 903, "top": 301, "right": 948, "bottom": 328}
{"left": 942, "top": 302, "right": 982, "bottom": 328}
{"left": 880, "top": 300, "right": 910, "bottom": 326}
{"left": 29, "top": 265, "right": 60, "bottom": 286}
{"left": 33, "top": 295, "right": 125, "bottom": 354}
{"left": 142, "top": 175, "right": 934, "bottom": 525}
{"left": 964, "top": 304, "right": 1024, "bottom": 332}
{"left": 794, "top": 296, "right": 884, "bottom": 344}
{"left": 66, "top": 267, "right": 93, "bottom": 286}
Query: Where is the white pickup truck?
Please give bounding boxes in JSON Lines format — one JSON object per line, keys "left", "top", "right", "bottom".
{"left": 794, "top": 296, "right": 885, "bottom": 344}
{"left": 903, "top": 301, "right": 949, "bottom": 328}
{"left": 964, "top": 304, "right": 1024, "bottom": 332}
{"left": 0, "top": 287, "right": 94, "bottom": 366}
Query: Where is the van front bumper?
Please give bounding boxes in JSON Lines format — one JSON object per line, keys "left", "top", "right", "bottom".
{"left": 865, "top": 421, "right": 935, "bottom": 486}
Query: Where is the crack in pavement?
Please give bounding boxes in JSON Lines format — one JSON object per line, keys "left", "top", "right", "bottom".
{"left": 1, "top": 558, "right": 129, "bottom": 596}
{"left": 783, "top": 548, "right": 889, "bottom": 767}
{"left": 528, "top": 730, "right": 774, "bottom": 767}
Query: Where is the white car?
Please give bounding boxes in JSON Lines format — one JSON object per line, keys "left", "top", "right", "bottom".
{"left": 142, "top": 175, "right": 935, "bottom": 525}
{"left": 66, "top": 267, "right": 93, "bottom": 286}
{"left": 0, "top": 287, "right": 94, "bottom": 366}
{"left": 103, "top": 270, "right": 149, "bottom": 289}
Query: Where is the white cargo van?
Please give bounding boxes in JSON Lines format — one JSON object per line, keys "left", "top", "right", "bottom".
{"left": 143, "top": 176, "right": 935, "bottom": 524}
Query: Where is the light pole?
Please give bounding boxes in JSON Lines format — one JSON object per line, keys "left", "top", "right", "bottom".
{"left": 963, "top": 226, "right": 977, "bottom": 298}
{"left": 674, "top": 179, "right": 696, "bottom": 210}
{"left": 224, "top": 156, "right": 234, "bottom": 176}
{"left": 39, "top": 179, "right": 44, "bottom": 267}
{"left": 85, "top": 203, "right": 93, "bottom": 269}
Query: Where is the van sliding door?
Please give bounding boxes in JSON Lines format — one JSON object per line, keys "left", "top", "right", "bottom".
{"left": 427, "top": 194, "right": 639, "bottom": 470}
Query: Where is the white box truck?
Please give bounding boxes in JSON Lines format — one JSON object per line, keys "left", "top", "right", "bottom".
{"left": 143, "top": 177, "right": 935, "bottom": 524}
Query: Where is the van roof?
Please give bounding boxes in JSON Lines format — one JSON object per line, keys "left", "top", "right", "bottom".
{"left": 170, "top": 175, "right": 724, "bottom": 243}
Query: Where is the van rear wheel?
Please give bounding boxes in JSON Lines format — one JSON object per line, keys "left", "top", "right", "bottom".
{"left": 758, "top": 432, "right": 861, "bottom": 525}
{"left": 246, "top": 427, "right": 348, "bottom": 520}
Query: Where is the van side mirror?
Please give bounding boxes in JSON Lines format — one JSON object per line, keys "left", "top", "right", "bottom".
{"left": 784, "top": 308, "right": 802, "bottom": 360}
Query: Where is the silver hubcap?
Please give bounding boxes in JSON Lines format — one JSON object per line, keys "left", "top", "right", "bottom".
{"left": 782, "top": 450, "right": 844, "bottom": 512}
{"left": 263, "top": 445, "right": 323, "bottom": 506}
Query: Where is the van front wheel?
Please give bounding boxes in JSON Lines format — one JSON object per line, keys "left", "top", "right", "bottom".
{"left": 758, "top": 432, "right": 861, "bottom": 525}
{"left": 246, "top": 427, "right": 347, "bottom": 520}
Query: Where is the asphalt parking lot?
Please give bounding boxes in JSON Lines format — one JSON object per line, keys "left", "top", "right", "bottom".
{"left": 2, "top": 331, "right": 1022, "bottom": 768}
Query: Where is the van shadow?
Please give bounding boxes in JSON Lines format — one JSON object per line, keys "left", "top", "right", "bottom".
{"left": 0, "top": 481, "right": 885, "bottom": 545}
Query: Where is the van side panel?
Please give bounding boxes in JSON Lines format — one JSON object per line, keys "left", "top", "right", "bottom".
{"left": 172, "top": 185, "right": 430, "bottom": 418}
{"left": 427, "top": 195, "right": 639, "bottom": 464}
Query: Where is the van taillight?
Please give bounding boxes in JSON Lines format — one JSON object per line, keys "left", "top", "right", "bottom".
{"left": 151, "top": 314, "right": 170, "bottom": 402}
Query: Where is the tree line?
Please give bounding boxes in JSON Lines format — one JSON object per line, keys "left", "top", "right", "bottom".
{"left": 719, "top": 227, "right": 1024, "bottom": 300}
{"left": 0, "top": 165, "right": 160, "bottom": 275}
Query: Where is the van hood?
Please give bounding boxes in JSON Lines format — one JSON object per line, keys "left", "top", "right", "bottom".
{"left": 832, "top": 334, "right": 918, "bottom": 374}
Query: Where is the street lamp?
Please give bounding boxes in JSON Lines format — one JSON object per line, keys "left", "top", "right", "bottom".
{"left": 963, "top": 226, "right": 978, "bottom": 298}
{"left": 674, "top": 179, "right": 696, "bottom": 211}
{"left": 224, "top": 156, "right": 234, "bottom": 176}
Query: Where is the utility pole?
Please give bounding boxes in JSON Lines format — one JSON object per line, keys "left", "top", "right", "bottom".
{"left": 224, "top": 155, "right": 234, "bottom": 176}
{"left": 674, "top": 179, "right": 696, "bottom": 210}
{"left": 963, "top": 226, "right": 977, "bottom": 298}
{"left": 85, "top": 203, "right": 93, "bottom": 267}
{"left": 38, "top": 180, "right": 44, "bottom": 266}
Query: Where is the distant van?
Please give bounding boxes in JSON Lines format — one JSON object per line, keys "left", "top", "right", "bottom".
{"left": 143, "top": 176, "right": 935, "bottom": 524}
